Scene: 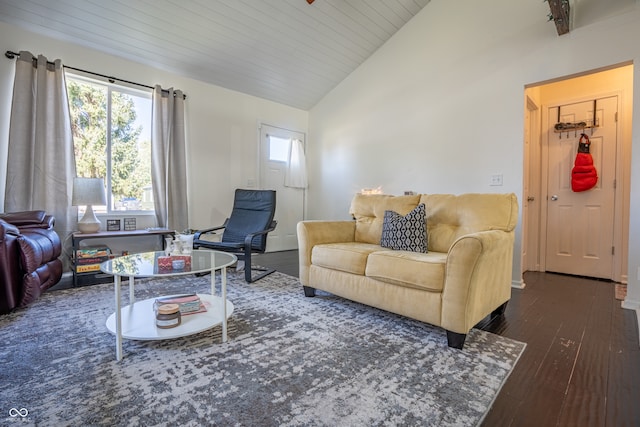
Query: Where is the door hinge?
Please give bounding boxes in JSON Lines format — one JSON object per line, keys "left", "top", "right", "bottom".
{"left": 615, "top": 112, "right": 618, "bottom": 122}
{"left": 612, "top": 246, "right": 615, "bottom": 255}
{"left": 614, "top": 179, "right": 617, "bottom": 189}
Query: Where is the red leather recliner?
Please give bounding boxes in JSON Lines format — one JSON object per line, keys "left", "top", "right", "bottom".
{"left": 0, "top": 210, "right": 63, "bottom": 314}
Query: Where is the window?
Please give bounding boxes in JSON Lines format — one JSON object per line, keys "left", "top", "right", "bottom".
{"left": 66, "top": 74, "right": 153, "bottom": 213}
{"left": 268, "top": 135, "right": 290, "bottom": 162}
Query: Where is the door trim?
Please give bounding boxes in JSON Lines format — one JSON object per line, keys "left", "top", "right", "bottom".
{"left": 524, "top": 95, "right": 541, "bottom": 273}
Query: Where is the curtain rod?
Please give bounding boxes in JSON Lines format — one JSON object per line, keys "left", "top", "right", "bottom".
{"left": 4, "top": 50, "right": 186, "bottom": 99}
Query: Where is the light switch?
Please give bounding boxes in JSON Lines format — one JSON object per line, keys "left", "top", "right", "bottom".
{"left": 490, "top": 174, "right": 503, "bottom": 186}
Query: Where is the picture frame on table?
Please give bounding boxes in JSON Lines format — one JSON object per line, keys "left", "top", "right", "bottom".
{"left": 124, "top": 218, "right": 136, "bottom": 231}
{"left": 106, "top": 219, "right": 121, "bottom": 231}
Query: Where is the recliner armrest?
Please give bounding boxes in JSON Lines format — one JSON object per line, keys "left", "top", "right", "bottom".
{"left": 17, "top": 228, "right": 62, "bottom": 273}
{"left": 0, "top": 219, "right": 20, "bottom": 238}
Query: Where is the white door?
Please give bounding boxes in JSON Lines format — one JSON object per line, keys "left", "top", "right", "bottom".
{"left": 544, "top": 96, "right": 617, "bottom": 279}
{"left": 259, "top": 124, "right": 306, "bottom": 252}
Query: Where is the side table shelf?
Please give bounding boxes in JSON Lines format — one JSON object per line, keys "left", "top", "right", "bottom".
{"left": 71, "top": 229, "right": 175, "bottom": 287}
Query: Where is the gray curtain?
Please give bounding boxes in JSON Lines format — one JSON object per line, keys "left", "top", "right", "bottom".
{"left": 4, "top": 51, "right": 76, "bottom": 243}
{"left": 151, "top": 85, "right": 188, "bottom": 232}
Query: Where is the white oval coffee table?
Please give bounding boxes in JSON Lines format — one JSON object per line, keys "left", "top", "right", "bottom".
{"left": 101, "top": 250, "right": 237, "bottom": 361}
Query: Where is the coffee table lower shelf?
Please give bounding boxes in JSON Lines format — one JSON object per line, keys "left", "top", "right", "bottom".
{"left": 105, "top": 293, "right": 234, "bottom": 340}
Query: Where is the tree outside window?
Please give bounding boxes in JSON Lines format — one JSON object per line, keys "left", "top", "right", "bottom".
{"left": 66, "top": 75, "right": 153, "bottom": 212}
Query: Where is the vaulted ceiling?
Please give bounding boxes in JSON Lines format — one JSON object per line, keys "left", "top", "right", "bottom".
{"left": 0, "top": 0, "right": 431, "bottom": 110}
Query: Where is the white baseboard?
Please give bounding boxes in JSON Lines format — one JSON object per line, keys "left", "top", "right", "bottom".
{"left": 511, "top": 279, "right": 526, "bottom": 289}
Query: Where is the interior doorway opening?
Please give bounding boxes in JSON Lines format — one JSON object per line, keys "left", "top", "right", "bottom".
{"left": 522, "top": 62, "right": 633, "bottom": 283}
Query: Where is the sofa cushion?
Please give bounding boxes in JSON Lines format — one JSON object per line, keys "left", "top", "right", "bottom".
{"left": 349, "top": 194, "right": 420, "bottom": 244}
{"left": 420, "top": 193, "right": 518, "bottom": 253}
{"left": 312, "top": 242, "right": 381, "bottom": 275}
{"left": 365, "top": 250, "right": 447, "bottom": 291}
{"left": 380, "top": 204, "right": 427, "bottom": 253}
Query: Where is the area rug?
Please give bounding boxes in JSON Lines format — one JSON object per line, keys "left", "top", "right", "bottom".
{"left": 0, "top": 270, "right": 525, "bottom": 426}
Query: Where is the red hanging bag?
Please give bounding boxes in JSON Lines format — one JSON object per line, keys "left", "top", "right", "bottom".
{"left": 571, "top": 133, "right": 598, "bottom": 192}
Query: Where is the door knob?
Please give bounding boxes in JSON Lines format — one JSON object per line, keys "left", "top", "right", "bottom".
{"left": 551, "top": 195, "right": 558, "bottom": 201}
{"left": 527, "top": 196, "right": 535, "bottom": 202}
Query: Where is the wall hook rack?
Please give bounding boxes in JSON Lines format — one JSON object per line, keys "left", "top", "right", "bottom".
{"left": 554, "top": 99, "right": 598, "bottom": 138}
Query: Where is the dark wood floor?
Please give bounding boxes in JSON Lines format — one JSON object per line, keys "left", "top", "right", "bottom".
{"left": 255, "top": 250, "right": 640, "bottom": 427}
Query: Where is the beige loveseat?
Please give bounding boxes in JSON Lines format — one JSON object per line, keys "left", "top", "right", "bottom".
{"left": 297, "top": 193, "right": 518, "bottom": 349}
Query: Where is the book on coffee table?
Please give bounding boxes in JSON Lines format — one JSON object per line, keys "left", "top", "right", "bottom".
{"left": 154, "top": 294, "right": 207, "bottom": 315}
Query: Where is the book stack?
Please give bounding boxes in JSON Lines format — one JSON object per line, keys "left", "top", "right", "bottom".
{"left": 75, "top": 246, "right": 112, "bottom": 273}
{"left": 154, "top": 294, "right": 207, "bottom": 315}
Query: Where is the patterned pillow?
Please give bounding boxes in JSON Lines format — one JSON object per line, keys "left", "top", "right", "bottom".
{"left": 380, "top": 204, "right": 427, "bottom": 253}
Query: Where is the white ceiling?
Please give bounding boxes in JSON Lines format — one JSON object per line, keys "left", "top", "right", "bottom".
{"left": 0, "top": 0, "right": 431, "bottom": 110}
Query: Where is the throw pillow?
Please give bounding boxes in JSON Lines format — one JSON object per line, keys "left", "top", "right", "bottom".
{"left": 380, "top": 203, "right": 427, "bottom": 253}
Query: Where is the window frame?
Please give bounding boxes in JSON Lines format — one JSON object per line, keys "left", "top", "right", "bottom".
{"left": 66, "top": 72, "right": 155, "bottom": 216}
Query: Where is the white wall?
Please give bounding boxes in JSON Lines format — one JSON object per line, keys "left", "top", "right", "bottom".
{"left": 0, "top": 21, "right": 308, "bottom": 235}
{"left": 307, "top": 0, "right": 640, "bottom": 311}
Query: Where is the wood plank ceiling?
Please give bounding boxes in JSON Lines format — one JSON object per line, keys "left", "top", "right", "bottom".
{"left": 0, "top": 0, "right": 431, "bottom": 110}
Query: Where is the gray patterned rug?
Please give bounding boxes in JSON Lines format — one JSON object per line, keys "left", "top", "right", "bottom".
{"left": 0, "top": 270, "right": 525, "bottom": 426}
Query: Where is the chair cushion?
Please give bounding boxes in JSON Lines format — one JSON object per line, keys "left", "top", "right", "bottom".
{"left": 311, "top": 242, "right": 381, "bottom": 275}
{"left": 365, "top": 250, "right": 447, "bottom": 291}
{"left": 380, "top": 204, "right": 427, "bottom": 253}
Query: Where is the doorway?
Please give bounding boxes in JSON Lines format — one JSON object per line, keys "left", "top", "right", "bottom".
{"left": 522, "top": 64, "right": 633, "bottom": 283}
{"left": 544, "top": 96, "right": 617, "bottom": 279}
{"left": 259, "top": 123, "right": 306, "bottom": 252}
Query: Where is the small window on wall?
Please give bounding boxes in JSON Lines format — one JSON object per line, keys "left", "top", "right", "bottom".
{"left": 269, "top": 136, "right": 290, "bottom": 162}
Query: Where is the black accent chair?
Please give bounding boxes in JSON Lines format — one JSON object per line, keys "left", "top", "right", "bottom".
{"left": 193, "top": 189, "right": 277, "bottom": 283}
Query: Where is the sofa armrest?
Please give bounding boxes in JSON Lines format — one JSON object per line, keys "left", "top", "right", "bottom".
{"left": 440, "top": 230, "right": 515, "bottom": 334}
{"left": 296, "top": 220, "right": 356, "bottom": 286}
